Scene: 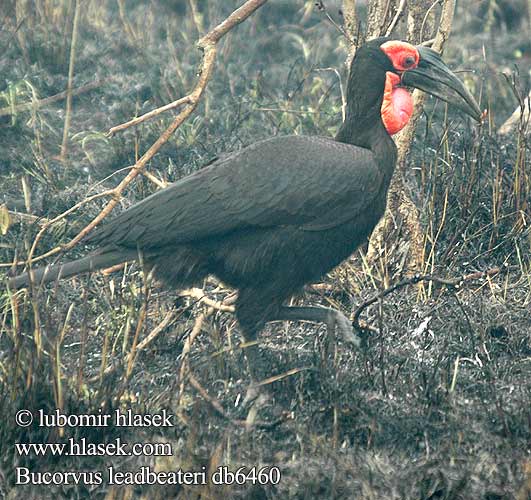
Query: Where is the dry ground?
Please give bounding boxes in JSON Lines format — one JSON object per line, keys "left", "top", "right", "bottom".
{"left": 1, "top": 1, "right": 530, "bottom": 498}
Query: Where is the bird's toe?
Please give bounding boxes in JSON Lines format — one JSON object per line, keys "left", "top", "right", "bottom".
{"left": 240, "top": 383, "right": 272, "bottom": 428}
{"left": 242, "top": 381, "right": 267, "bottom": 408}
{"left": 332, "top": 311, "right": 361, "bottom": 347}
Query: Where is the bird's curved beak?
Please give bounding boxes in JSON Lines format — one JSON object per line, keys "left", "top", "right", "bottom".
{"left": 401, "top": 46, "right": 482, "bottom": 122}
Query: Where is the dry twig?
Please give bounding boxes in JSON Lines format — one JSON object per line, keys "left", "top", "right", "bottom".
{"left": 8, "top": 0, "right": 269, "bottom": 271}
{"left": 385, "top": 0, "right": 407, "bottom": 36}
{"left": 188, "top": 372, "right": 287, "bottom": 429}
{"left": 60, "top": 0, "right": 81, "bottom": 161}
{"left": 0, "top": 80, "right": 103, "bottom": 117}
{"left": 179, "top": 287, "right": 236, "bottom": 313}
{"left": 353, "top": 266, "right": 505, "bottom": 331}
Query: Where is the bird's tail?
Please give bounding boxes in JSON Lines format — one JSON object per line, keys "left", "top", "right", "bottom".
{"left": 6, "top": 249, "right": 133, "bottom": 290}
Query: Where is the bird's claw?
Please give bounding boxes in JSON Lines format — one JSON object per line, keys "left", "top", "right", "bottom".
{"left": 241, "top": 383, "right": 270, "bottom": 428}
{"left": 242, "top": 382, "right": 262, "bottom": 408}
{"left": 328, "top": 310, "right": 361, "bottom": 347}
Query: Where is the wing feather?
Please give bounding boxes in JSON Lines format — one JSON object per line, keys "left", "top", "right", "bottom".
{"left": 86, "top": 136, "right": 385, "bottom": 249}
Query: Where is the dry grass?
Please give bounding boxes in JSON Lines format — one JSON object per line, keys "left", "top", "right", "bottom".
{"left": 0, "top": 0, "right": 530, "bottom": 498}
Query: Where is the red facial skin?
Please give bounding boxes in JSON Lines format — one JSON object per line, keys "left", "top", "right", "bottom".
{"left": 379, "top": 41, "right": 420, "bottom": 135}
{"left": 381, "top": 72, "right": 414, "bottom": 135}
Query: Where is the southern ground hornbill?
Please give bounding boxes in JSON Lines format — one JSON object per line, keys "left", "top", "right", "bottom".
{"left": 8, "top": 38, "right": 481, "bottom": 389}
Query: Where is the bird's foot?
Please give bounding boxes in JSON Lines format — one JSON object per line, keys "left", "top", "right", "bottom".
{"left": 242, "top": 382, "right": 261, "bottom": 408}
{"left": 242, "top": 381, "right": 271, "bottom": 408}
{"left": 326, "top": 309, "right": 361, "bottom": 347}
{"left": 241, "top": 382, "right": 271, "bottom": 428}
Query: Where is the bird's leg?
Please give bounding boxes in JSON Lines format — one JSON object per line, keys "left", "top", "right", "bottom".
{"left": 235, "top": 319, "right": 263, "bottom": 406}
{"left": 237, "top": 325, "right": 270, "bottom": 408}
{"left": 240, "top": 343, "right": 265, "bottom": 407}
{"left": 235, "top": 312, "right": 266, "bottom": 385}
{"left": 241, "top": 334, "right": 263, "bottom": 385}
{"left": 270, "top": 305, "right": 361, "bottom": 347}
{"left": 235, "top": 291, "right": 281, "bottom": 407}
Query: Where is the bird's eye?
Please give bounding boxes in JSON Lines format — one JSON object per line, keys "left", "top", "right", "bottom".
{"left": 403, "top": 55, "right": 416, "bottom": 68}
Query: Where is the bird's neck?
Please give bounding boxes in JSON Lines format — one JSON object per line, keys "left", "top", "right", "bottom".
{"left": 335, "top": 55, "right": 398, "bottom": 178}
{"left": 335, "top": 107, "right": 391, "bottom": 150}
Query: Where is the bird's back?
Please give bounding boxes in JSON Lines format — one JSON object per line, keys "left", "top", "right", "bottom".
{"left": 8, "top": 135, "right": 392, "bottom": 291}
{"left": 86, "top": 135, "right": 388, "bottom": 251}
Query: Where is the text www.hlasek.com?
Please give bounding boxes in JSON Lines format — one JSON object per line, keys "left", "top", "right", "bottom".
{"left": 15, "top": 408, "right": 282, "bottom": 487}
{"left": 16, "top": 438, "right": 171, "bottom": 458}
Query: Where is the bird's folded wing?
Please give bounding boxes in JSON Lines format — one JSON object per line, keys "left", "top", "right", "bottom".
{"left": 85, "top": 135, "right": 385, "bottom": 249}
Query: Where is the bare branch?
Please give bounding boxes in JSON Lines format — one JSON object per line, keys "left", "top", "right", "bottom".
{"left": 432, "top": 0, "right": 455, "bottom": 52}
{"left": 60, "top": 0, "right": 81, "bottom": 161}
{"left": 353, "top": 266, "right": 507, "bottom": 332}
{"left": 342, "top": 0, "right": 359, "bottom": 51}
{"left": 385, "top": 0, "right": 407, "bottom": 36}
{"left": 107, "top": 95, "right": 193, "bottom": 136}
{"left": 0, "top": 80, "right": 103, "bottom": 117}
{"left": 12, "top": 0, "right": 269, "bottom": 270}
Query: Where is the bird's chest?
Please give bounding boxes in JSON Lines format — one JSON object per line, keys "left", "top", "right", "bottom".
{"left": 295, "top": 194, "right": 386, "bottom": 275}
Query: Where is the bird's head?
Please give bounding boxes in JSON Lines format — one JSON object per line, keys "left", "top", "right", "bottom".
{"left": 348, "top": 38, "right": 482, "bottom": 136}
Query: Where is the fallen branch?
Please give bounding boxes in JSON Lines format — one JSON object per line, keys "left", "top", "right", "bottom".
{"left": 188, "top": 372, "right": 287, "bottom": 430}
{"left": 353, "top": 266, "right": 506, "bottom": 332}
{"left": 89, "top": 307, "right": 182, "bottom": 384}
{"left": 136, "top": 309, "right": 176, "bottom": 350}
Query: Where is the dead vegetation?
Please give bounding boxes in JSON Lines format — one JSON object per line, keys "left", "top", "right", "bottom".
{"left": 0, "top": 0, "right": 530, "bottom": 499}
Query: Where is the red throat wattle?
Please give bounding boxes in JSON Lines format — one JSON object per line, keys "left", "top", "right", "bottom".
{"left": 381, "top": 71, "right": 413, "bottom": 135}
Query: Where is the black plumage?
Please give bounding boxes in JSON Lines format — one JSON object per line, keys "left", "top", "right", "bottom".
{"left": 7, "top": 38, "right": 481, "bottom": 384}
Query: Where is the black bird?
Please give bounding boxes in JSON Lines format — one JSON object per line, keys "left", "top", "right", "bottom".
{"left": 7, "top": 38, "right": 481, "bottom": 384}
